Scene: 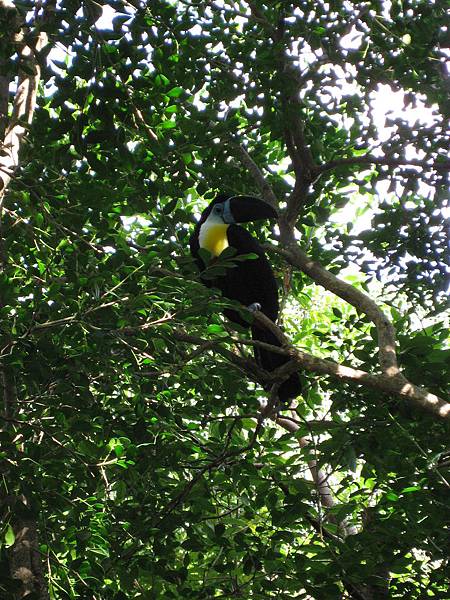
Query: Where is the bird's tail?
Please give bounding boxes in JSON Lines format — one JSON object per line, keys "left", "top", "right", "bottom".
{"left": 251, "top": 324, "right": 301, "bottom": 403}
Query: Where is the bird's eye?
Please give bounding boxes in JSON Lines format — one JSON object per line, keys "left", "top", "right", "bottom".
{"left": 214, "top": 205, "right": 223, "bottom": 214}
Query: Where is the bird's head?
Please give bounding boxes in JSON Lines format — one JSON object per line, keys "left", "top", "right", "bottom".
{"left": 200, "top": 194, "right": 278, "bottom": 226}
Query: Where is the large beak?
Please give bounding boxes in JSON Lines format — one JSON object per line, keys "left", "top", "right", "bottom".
{"left": 223, "top": 196, "right": 278, "bottom": 223}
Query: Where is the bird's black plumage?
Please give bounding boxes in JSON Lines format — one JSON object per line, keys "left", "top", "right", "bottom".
{"left": 190, "top": 193, "right": 301, "bottom": 403}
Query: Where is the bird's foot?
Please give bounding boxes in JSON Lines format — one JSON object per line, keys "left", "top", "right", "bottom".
{"left": 247, "top": 302, "right": 261, "bottom": 313}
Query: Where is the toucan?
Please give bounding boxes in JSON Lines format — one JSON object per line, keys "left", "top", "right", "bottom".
{"left": 189, "top": 193, "right": 301, "bottom": 403}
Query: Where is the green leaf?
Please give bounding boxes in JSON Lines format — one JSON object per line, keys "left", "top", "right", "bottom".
{"left": 4, "top": 524, "right": 15, "bottom": 547}
{"left": 217, "top": 246, "right": 237, "bottom": 260}
{"left": 167, "top": 86, "right": 183, "bottom": 97}
{"left": 206, "top": 324, "right": 225, "bottom": 334}
{"left": 165, "top": 105, "right": 178, "bottom": 114}
{"left": 386, "top": 492, "right": 399, "bottom": 502}
{"left": 155, "top": 73, "right": 170, "bottom": 86}
{"left": 401, "top": 486, "right": 421, "bottom": 494}
{"left": 160, "top": 120, "right": 176, "bottom": 129}
{"left": 198, "top": 247, "right": 212, "bottom": 264}
{"left": 233, "top": 252, "right": 259, "bottom": 262}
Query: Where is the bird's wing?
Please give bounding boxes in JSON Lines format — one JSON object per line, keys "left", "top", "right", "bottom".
{"left": 224, "top": 225, "right": 279, "bottom": 322}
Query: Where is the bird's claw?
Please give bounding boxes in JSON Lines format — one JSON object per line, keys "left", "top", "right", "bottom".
{"left": 247, "top": 302, "right": 262, "bottom": 313}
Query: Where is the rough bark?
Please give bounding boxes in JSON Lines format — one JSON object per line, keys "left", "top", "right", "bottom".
{"left": 0, "top": 2, "right": 53, "bottom": 597}
{"left": 9, "top": 498, "right": 50, "bottom": 600}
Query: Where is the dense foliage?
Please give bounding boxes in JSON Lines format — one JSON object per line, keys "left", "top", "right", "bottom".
{"left": 1, "top": 1, "right": 449, "bottom": 598}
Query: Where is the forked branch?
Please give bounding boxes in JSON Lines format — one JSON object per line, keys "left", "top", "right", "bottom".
{"left": 237, "top": 145, "right": 449, "bottom": 421}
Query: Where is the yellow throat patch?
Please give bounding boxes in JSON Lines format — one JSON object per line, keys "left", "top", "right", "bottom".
{"left": 199, "top": 223, "right": 230, "bottom": 257}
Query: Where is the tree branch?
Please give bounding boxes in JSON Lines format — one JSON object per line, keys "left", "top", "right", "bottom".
{"left": 0, "top": 1, "right": 18, "bottom": 140}
{"left": 251, "top": 310, "right": 450, "bottom": 420}
{"left": 276, "top": 39, "right": 316, "bottom": 223}
{"left": 0, "top": 4, "right": 55, "bottom": 597}
{"left": 233, "top": 143, "right": 278, "bottom": 208}
{"left": 171, "top": 329, "right": 270, "bottom": 385}
{"left": 231, "top": 107, "right": 448, "bottom": 419}
{"left": 267, "top": 243, "right": 400, "bottom": 378}
{"left": 275, "top": 413, "right": 337, "bottom": 510}
{"left": 14, "top": 287, "right": 449, "bottom": 419}
{"left": 0, "top": 1, "right": 50, "bottom": 204}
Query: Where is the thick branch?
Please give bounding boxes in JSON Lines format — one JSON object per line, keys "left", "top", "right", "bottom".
{"left": 269, "top": 241, "right": 400, "bottom": 378}
{"left": 251, "top": 311, "right": 450, "bottom": 420}
{"left": 0, "top": 69, "right": 9, "bottom": 139}
{"left": 278, "top": 60, "right": 316, "bottom": 222}
{"left": 276, "top": 414, "right": 335, "bottom": 508}
{"left": 0, "top": 4, "right": 49, "bottom": 203}
{"left": 275, "top": 414, "right": 359, "bottom": 541}
{"left": 284, "top": 109, "right": 315, "bottom": 178}
{"left": 0, "top": 1, "right": 22, "bottom": 139}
